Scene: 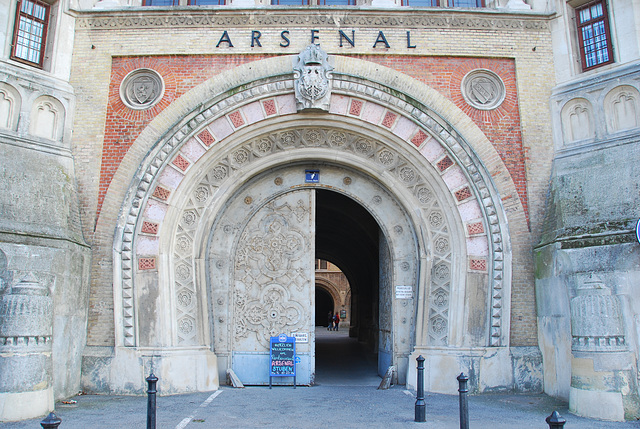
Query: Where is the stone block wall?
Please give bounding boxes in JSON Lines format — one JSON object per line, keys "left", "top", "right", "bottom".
{"left": 536, "top": 61, "right": 640, "bottom": 420}
{"left": 0, "top": 62, "right": 91, "bottom": 419}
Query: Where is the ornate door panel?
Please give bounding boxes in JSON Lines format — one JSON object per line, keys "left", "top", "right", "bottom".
{"left": 230, "top": 189, "right": 315, "bottom": 385}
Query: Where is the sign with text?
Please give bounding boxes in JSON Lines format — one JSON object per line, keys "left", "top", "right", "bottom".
{"left": 395, "top": 285, "right": 413, "bottom": 299}
{"left": 292, "top": 332, "right": 308, "bottom": 343}
{"left": 270, "top": 335, "right": 296, "bottom": 377}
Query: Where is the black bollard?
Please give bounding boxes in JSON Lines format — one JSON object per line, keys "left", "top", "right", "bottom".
{"left": 41, "top": 412, "right": 62, "bottom": 428}
{"left": 146, "top": 373, "right": 158, "bottom": 429}
{"left": 546, "top": 411, "right": 566, "bottom": 428}
{"left": 415, "top": 355, "right": 426, "bottom": 422}
{"left": 457, "top": 373, "right": 469, "bottom": 429}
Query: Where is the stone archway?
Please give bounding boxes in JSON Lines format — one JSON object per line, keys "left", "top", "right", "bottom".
{"left": 203, "top": 161, "right": 418, "bottom": 385}
{"left": 97, "top": 52, "right": 520, "bottom": 394}
{"left": 315, "top": 279, "right": 343, "bottom": 324}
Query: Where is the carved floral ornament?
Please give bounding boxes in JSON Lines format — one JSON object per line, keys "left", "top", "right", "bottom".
{"left": 119, "top": 68, "right": 164, "bottom": 110}
{"left": 116, "top": 55, "right": 510, "bottom": 348}
{"left": 77, "top": 12, "right": 550, "bottom": 33}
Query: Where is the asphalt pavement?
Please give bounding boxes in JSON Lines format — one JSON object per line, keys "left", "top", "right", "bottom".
{"left": 3, "top": 329, "right": 639, "bottom": 428}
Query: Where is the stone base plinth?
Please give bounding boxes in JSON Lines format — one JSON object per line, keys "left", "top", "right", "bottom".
{"left": 81, "top": 346, "right": 219, "bottom": 395}
{"left": 0, "top": 388, "right": 53, "bottom": 421}
{"left": 570, "top": 386, "right": 624, "bottom": 421}
{"left": 406, "top": 346, "right": 543, "bottom": 394}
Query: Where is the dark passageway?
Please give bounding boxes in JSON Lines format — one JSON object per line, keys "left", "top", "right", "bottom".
{"left": 314, "top": 189, "right": 382, "bottom": 384}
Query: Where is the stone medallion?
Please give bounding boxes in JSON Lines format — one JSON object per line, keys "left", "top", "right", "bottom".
{"left": 461, "top": 69, "right": 506, "bottom": 110}
{"left": 119, "top": 68, "right": 164, "bottom": 110}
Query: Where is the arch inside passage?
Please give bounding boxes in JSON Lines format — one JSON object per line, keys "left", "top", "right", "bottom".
{"left": 315, "top": 286, "right": 334, "bottom": 327}
{"left": 103, "top": 54, "right": 519, "bottom": 393}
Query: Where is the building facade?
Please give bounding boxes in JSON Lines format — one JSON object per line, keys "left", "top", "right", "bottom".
{"left": 0, "top": 0, "right": 638, "bottom": 422}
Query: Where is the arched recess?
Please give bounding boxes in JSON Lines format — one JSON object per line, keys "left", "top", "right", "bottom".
{"left": 29, "top": 95, "right": 65, "bottom": 141}
{"left": 100, "top": 54, "right": 521, "bottom": 394}
{"left": 561, "top": 98, "right": 595, "bottom": 144}
{"left": 0, "top": 82, "right": 21, "bottom": 131}
{"left": 315, "top": 278, "right": 342, "bottom": 309}
{"left": 604, "top": 85, "right": 640, "bottom": 133}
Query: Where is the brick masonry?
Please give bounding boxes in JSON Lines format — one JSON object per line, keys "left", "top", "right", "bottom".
{"left": 98, "top": 55, "right": 528, "bottom": 224}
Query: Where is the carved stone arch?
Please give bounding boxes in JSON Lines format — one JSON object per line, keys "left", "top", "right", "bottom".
{"left": 101, "top": 54, "right": 519, "bottom": 393}
{"left": 315, "top": 278, "right": 342, "bottom": 309}
{"left": 29, "top": 95, "right": 65, "bottom": 141}
{"left": 604, "top": 85, "right": 640, "bottom": 134}
{"left": 561, "top": 98, "right": 595, "bottom": 143}
{"left": 0, "top": 82, "right": 21, "bottom": 131}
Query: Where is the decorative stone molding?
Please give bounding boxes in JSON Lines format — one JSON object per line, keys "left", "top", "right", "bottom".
{"left": 114, "top": 58, "right": 510, "bottom": 348}
{"left": 0, "top": 273, "right": 52, "bottom": 344}
{"left": 570, "top": 275, "right": 625, "bottom": 352}
{"left": 76, "top": 10, "right": 550, "bottom": 32}
{"left": 119, "top": 68, "right": 165, "bottom": 110}
{"left": 551, "top": 61, "right": 640, "bottom": 154}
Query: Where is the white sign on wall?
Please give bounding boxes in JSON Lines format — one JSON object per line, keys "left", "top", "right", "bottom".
{"left": 395, "top": 285, "right": 413, "bottom": 299}
{"left": 292, "top": 332, "right": 308, "bottom": 343}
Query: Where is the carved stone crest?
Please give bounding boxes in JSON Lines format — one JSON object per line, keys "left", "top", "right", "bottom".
{"left": 120, "top": 68, "right": 164, "bottom": 110}
{"left": 461, "top": 69, "right": 506, "bottom": 111}
{"left": 293, "top": 45, "right": 333, "bottom": 112}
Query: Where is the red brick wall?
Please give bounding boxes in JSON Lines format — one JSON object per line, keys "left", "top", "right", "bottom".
{"left": 99, "top": 55, "right": 273, "bottom": 219}
{"left": 99, "top": 55, "right": 527, "bottom": 223}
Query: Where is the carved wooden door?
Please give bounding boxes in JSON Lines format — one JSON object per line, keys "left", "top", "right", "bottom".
{"left": 230, "top": 189, "right": 315, "bottom": 385}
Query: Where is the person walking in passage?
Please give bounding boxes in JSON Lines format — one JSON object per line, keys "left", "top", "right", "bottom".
{"left": 333, "top": 312, "right": 340, "bottom": 331}
{"left": 327, "top": 310, "right": 334, "bottom": 330}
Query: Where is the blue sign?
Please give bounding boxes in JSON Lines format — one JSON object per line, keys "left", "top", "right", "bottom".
{"left": 270, "top": 335, "right": 296, "bottom": 377}
{"left": 305, "top": 169, "right": 319, "bottom": 183}
{"left": 637, "top": 218, "right": 640, "bottom": 244}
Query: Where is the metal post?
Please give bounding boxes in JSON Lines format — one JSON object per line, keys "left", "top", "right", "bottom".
{"left": 546, "top": 411, "right": 567, "bottom": 428}
{"left": 40, "top": 412, "right": 62, "bottom": 428}
{"left": 146, "top": 372, "right": 158, "bottom": 429}
{"left": 457, "top": 372, "right": 469, "bottom": 429}
{"left": 415, "top": 355, "right": 426, "bottom": 422}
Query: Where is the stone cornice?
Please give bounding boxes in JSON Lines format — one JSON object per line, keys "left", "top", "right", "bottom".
{"left": 75, "top": 8, "right": 551, "bottom": 31}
